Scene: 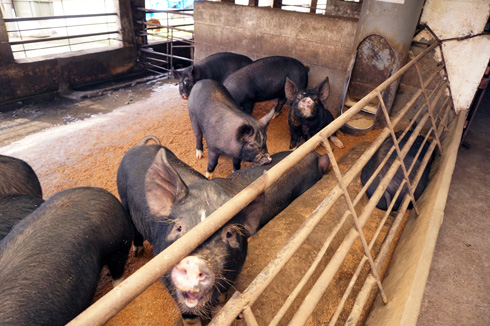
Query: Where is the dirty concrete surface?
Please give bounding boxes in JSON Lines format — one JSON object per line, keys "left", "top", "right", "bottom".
{"left": 417, "top": 89, "right": 490, "bottom": 326}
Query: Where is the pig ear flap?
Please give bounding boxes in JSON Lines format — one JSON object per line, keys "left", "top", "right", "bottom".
{"left": 237, "top": 124, "right": 254, "bottom": 141}
{"left": 318, "top": 153, "right": 331, "bottom": 174}
{"left": 145, "top": 149, "right": 189, "bottom": 217}
{"left": 285, "top": 77, "right": 299, "bottom": 103}
{"left": 190, "top": 66, "right": 200, "bottom": 79}
{"left": 259, "top": 107, "right": 275, "bottom": 127}
{"left": 240, "top": 192, "right": 266, "bottom": 237}
{"left": 171, "top": 68, "right": 182, "bottom": 80}
{"left": 316, "top": 77, "right": 330, "bottom": 103}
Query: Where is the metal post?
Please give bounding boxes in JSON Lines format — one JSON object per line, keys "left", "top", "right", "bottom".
{"left": 411, "top": 52, "right": 443, "bottom": 154}
{"left": 376, "top": 90, "right": 420, "bottom": 214}
{"left": 322, "top": 139, "right": 388, "bottom": 303}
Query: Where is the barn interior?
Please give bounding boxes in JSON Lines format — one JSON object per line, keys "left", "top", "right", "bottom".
{"left": 0, "top": 0, "right": 489, "bottom": 326}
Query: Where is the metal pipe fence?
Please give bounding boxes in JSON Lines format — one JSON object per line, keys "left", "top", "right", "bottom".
{"left": 67, "top": 40, "right": 455, "bottom": 326}
{"left": 3, "top": 12, "right": 121, "bottom": 59}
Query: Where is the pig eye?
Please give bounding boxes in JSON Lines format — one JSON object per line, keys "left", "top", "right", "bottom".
{"left": 226, "top": 230, "right": 234, "bottom": 238}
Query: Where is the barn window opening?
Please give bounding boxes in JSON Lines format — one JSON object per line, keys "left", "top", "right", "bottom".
{"left": 1, "top": 0, "right": 121, "bottom": 60}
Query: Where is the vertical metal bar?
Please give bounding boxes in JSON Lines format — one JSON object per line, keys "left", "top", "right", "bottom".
{"left": 411, "top": 53, "right": 443, "bottom": 154}
{"left": 242, "top": 306, "right": 259, "bottom": 326}
{"left": 322, "top": 139, "right": 388, "bottom": 304}
{"left": 376, "top": 90, "right": 420, "bottom": 215}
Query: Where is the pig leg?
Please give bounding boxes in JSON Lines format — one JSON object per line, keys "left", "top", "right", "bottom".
{"left": 232, "top": 157, "right": 242, "bottom": 172}
{"left": 206, "top": 151, "right": 220, "bottom": 179}
{"left": 190, "top": 115, "right": 204, "bottom": 159}
{"left": 107, "top": 253, "right": 128, "bottom": 287}
{"left": 289, "top": 126, "right": 301, "bottom": 149}
{"left": 132, "top": 226, "right": 145, "bottom": 256}
{"left": 330, "top": 133, "right": 344, "bottom": 149}
{"left": 273, "top": 97, "right": 287, "bottom": 118}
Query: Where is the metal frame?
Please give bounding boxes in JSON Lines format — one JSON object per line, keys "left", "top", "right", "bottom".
{"left": 4, "top": 12, "right": 120, "bottom": 58}
{"left": 66, "top": 40, "right": 455, "bottom": 326}
{"left": 134, "top": 6, "right": 194, "bottom": 76}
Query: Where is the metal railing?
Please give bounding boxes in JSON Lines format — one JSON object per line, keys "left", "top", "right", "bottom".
{"left": 3, "top": 12, "right": 121, "bottom": 59}
{"left": 134, "top": 6, "right": 194, "bottom": 76}
{"left": 67, "top": 40, "right": 455, "bottom": 326}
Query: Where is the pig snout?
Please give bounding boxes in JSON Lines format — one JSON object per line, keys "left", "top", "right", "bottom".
{"left": 181, "top": 94, "right": 189, "bottom": 100}
{"left": 254, "top": 152, "right": 272, "bottom": 166}
{"left": 171, "top": 256, "right": 215, "bottom": 309}
{"left": 298, "top": 97, "right": 315, "bottom": 117}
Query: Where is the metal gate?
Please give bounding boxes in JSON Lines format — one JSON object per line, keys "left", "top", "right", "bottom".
{"left": 67, "top": 38, "right": 456, "bottom": 326}
{"left": 131, "top": 4, "right": 194, "bottom": 76}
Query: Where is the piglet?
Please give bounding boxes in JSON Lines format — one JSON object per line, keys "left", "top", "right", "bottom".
{"left": 285, "top": 76, "right": 344, "bottom": 149}
{"left": 188, "top": 79, "right": 275, "bottom": 178}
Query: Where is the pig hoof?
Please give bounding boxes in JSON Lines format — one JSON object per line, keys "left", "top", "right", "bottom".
{"left": 331, "top": 136, "right": 344, "bottom": 149}
{"left": 205, "top": 171, "right": 213, "bottom": 179}
{"left": 196, "top": 150, "right": 203, "bottom": 160}
{"left": 133, "top": 244, "right": 144, "bottom": 257}
{"left": 112, "top": 277, "right": 125, "bottom": 288}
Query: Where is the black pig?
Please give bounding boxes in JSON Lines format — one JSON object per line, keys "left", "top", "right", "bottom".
{"left": 211, "top": 150, "right": 330, "bottom": 230}
{"left": 0, "top": 154, "right": 42, "bottom": 198}
{"left": 172, "top": 52, "right": 253, "bottom": 100}
{"left": 360, "top": 130, "right": 431, "bottom": 211}
{"left": 285, "top": 76, "right": 344, "bottom": 149}
{"left": 187, "top": 79, "right": 275, "bottom": 178}
{"left": 0, "top": 194, "right": 44, "bottom": 241}
{"left": 117, "top": 144, "right": 264, "bottom": 326}
{"left": 0, "top": 187, "right": 132, "bottom": 326}
{"left": 223, "top": 56, "right": 309, "bottom": 116}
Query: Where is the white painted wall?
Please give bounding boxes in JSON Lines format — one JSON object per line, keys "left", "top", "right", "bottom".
{"left": 420, "top": 0, "right": 490, "bottom": 112}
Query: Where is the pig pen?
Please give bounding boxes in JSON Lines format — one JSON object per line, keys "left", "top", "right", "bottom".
{"left": 0, "top": 41, "right": 459, "bottom": 325}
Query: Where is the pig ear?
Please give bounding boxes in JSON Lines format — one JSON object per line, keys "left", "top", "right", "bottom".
{"left": 145, "top": 149, "right": 189, "bottom": 217}
{"left": 316, "top": 77, "right": 330, "bottom": 103}
{"left": 237, "top": 124, "right": 254, "bottom": 141}
{"left": 171, "top": 68, "right": 182, "bottom": 80}
{"left": 285, "top": 77, "right": 299, "bottom": 103}
{"left": 259, "top": 107, "right": 275, "bottom": 127}
{"left": 240, "top": 192, "right": 266, "bottom": 236}
{"left": 190, "top": 66, "right": 200, "bottom": 79}
{"left": 318, "top": 153, "right": 331, "bottom": 174}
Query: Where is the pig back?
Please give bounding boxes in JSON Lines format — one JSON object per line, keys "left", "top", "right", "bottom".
{"left": 212, "top": 151, "right": 327, "bottom": 231}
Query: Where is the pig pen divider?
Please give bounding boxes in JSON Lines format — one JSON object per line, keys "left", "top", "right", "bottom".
{"left": 67, "top": 40, "right": 453, "bottom": 326}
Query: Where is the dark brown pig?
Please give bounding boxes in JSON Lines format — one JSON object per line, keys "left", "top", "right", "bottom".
{"left": 117, "top": 142, "right": 265, "bottom": 326}
{"left": 361, "top": 130, "right": 431, "bottom": 211}
{"left": 187, "top": 79, "right": 275, "bottom": 178}
{"left": 172, "top": 52, "right": 253, "bottom": 100}
{"left": 285, "top": 76, "right": 344, "bottom": 149}
{"left": 0, "top": 154, "right": 42, "bottom": 198}
{"left": 223, "top": 56, "right": 309, "bottom": 116}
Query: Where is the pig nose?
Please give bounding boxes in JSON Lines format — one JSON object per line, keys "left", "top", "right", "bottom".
{"left": 171, "top": 256, "right": 214, "bottom": 291}
{"left": 182, "top": 94, "right": 189, "bottom": 100}
{"left": 255, "top": 153, "right": 272, "bottom": 166}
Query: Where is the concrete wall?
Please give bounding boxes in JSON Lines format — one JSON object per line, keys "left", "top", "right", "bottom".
{"left": 0, "top": 0, "right": 138, "bottom": 105}
{"left": 193, "top": 1, "right": 359, "bottom": 117}
{"left": 420, "top": 0, "right": 490, "bottom": 112}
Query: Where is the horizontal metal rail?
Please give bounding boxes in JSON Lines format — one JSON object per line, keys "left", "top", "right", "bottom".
{"left": 68, "top": 41, "right": 452, "bottom": 326}
{"left": 3, "top": 13, "right": 117, "bottom": 23}
{"left": 8, "top": 31, "right": 120, "bottom": 46}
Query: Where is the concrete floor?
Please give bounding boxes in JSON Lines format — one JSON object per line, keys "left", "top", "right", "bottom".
{"left": 417, "top": 89, "right": 490, "bottom": 325}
